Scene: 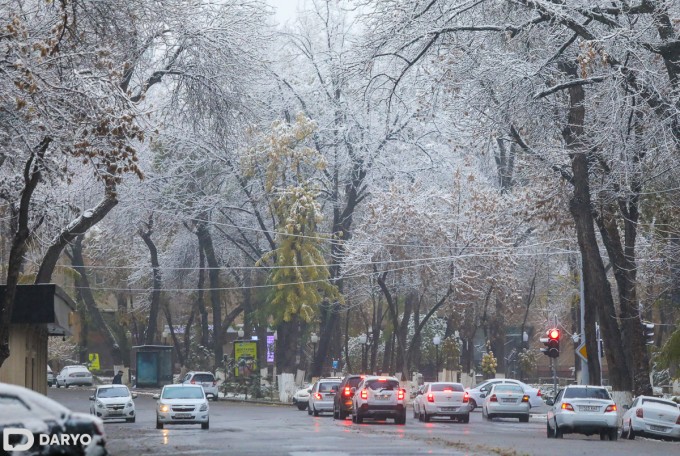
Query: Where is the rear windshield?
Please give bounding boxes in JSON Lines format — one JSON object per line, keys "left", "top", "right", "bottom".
{"left": 642, "top": 398, "right": 679, "bottom": 410}
{"left": 318, "top": 382, "right": 340, "bottom": 392}
{"left": 494, "top": 385, "right": 523, "bottom": 394}
{"left": 162, "top": 387, "right": 204, "bottom": 399}
{"left": 347, "top": 377, "right": 363, "bottom": 388}
{"left": 431, "top": 383, "right": 464, "bottom": 392}
{"left": 98, "top": 387, "right": 129, "bottom": 398}
{"left": 563, "top": 388, "right": 610, "bottom": 400}
{"left": 192, "top": 374, "right": 214, "bottom": 382}
{"left": 365, "top": 379, "right": 400, "bottom": 390}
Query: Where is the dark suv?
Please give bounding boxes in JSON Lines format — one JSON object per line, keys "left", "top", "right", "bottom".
{"left": 333, "top": 374, "right": 365, "bottom": 420}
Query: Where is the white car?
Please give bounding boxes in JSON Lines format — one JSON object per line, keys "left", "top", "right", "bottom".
{"left": 55, "top": 365, "right": 93, "bottom": 388}
{"left": 47, "top": 365, "right": 55, "bottom": 387}
{"left": 308, "top": 378, "right": 341, "bottom": 416}
{"left": 352, "top": 376, "right": 406, "bottom": 425}
{"left": 89, "top": 385, "right": 137, "bottom": 423}
{"left": 293, "top": 384, "right": 312, "bottom": 411}
{"left": 546, "top": 385, "right": 619, "bottom": 440}
{"left": 482, "top": 383, "right": 530, "bottom": 422}
{"left": 413, "top": 382, "right": 470, "bottom": 423}
{"left": 466, "top": 378, "right": 542, "bottom": 410}
{"left": 155, "top": 384, "right": 209, "bottom": 430}
{"left": 180, "top": 371, "right": 219, "bottom": 401}
{"left": 0, "top": 382, "right": 107, "bottom": 455}
{"left": 621, "top": 395, "right": 680, "bottom": 440}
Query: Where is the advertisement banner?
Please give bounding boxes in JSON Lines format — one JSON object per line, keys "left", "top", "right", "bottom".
{"left": 234, "top": 341, "right": 257, "bottom": 377}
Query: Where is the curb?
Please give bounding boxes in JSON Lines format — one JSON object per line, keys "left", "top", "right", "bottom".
{"left": 218, "top": 396, "right": 290, "bottom": 407}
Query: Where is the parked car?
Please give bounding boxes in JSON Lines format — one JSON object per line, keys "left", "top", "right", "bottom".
{"left": 308, "top": 378, "right": 341, "bottom": 416}
{"left": 292, "top": 384, "right": 312, "bottom": 410}
{"left": 352, "top": 376, "right": 406, "bottom": 425}
{"left": 482, "top": 383, "right": 530, "bottom": 422}
{"left": 466, "top": 378, "right": 542, "bottom": 410}
{"left": 413, "top": 382, "right": 470, "bottom": 423}
{"left": 55, "top": 365, "right": 93, "bottom": 388}
{"left": 89, "top": 385, "right": 137, "bottom": 423}
{"left": 0, "top": 381, "right": 108, "bottom": 456}
{"left": 155, "top": 384, "right": 209, "bottom": 430}
{"left": 47, "top": 365, "right": 55, "bottom": 387}
{"left": 333, "top": 374, "right": 365, "bottom": 420}
{"left": 620, "top": 395, "right": 680, "bottom": 440}
{"left": 546, "top": 385, "right": 619, "bottom": 440}
{"left": 180, "top": 371, "right": 219, "bottom": 401}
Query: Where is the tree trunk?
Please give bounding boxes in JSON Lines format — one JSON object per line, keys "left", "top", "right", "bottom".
{"left": 196, "top": 240, "right": 209, "bottom": 348}
{"left": 196, "top": 223, "right": 223, "bottom": 370}
{"left": 561, "top": 62, "right": 630, "bottom": 390}
{"left": 70, "top": 235, "right": 122, "bottom": 365}
{"left": 275, "top": 317, "right": 301, "bottom": 374}
{"left": 139, "top": 216, "right": 162, "bottom": 346}
{"left": 0, "top": 140, "right": 50, "bottom": 368}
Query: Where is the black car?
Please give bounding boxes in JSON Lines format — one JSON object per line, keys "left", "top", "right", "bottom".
{"left": 333, "top": 374, "right": 364, "bottom": 420}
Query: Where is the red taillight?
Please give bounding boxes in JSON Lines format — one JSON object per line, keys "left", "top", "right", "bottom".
{"left": 636, "top": 408, "right": 643, "bottom": 418}
{"left": 561, "top": 403, "right": 574, "bottom": 411}
{"left": 398, "top": 389, "right": 405, "bottom": 401}
{"left": 344, "top": 386, "right": 351, "bottom": 397}
{"left": 463, "top": 392, "right": 469, "bottom": 403}
{"left": 676, "top": 415, "right": 680, "bottom": 425}
{"left": 522, "top": 395, "right": 530, "bottom": 403}
{"left": 360, "top": 389, "right": 368, "bottom": 400}
{"left": 314, "top": 393, "right": 322, "bottom": 400}
{"left": 537, "top": 389, "right": 542, "bottom": 397}
{"left": 489, "top": 394, "right": 498, "bottom": 402}
{"left": 427, "top": 393, "right": 434, "bottom": 403}
{"left": 604, "top": 405, "right": 617, "bottom": 413}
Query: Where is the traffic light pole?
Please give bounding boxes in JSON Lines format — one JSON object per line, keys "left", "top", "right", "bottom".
{"left": 551, "top": 357, "right": 557, "bottom": 395}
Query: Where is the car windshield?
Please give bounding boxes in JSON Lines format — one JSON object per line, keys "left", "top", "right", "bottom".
{"left": 494, "top": 385, "right": 523, "bottom": 394}
{"left": 347, "top": 377, "right": 363, "bottom": 388}
{"left": 431, "top": 383, "right": 464, "bottom": 392}
{"left": 473, "top": 381, "right": 491, "bottom": 389}
{"left": 318, "top": 382, "right": 340, "bottom": 392}
{"left": 563, "top": 387, "right": 610, "bottom": 400}
{"left": 97, "top": 387, "right": 129, "bottom": 398}
{"left": 365, "top": 379, "right": 400, "bottom": 390}
{"left": 192, "top": 374, "right": 214, "bottom": 382}
{"left": 0, "top": 395, "right": 30, "bottom": 409}
{"left": 162, "top": 387, "right": 204, "bottom": 399}
{"left": 642, "top": 398, "right": 679, "bottom": 410}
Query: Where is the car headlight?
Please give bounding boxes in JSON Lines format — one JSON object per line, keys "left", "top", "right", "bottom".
{"left": 127, "top": 402, "right": 133, "bottom": 408}
{"left": 199, "top": 403, "right": 208, "bottom": 412}
{"left": 96, "top": 400, "right": 104, "bottom": 408}
{"left": 159, "top": 404, "right": 169, "bottom": 413}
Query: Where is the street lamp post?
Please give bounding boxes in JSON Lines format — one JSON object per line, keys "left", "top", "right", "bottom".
{"left": 359, "top": 334, "right": 368, "bottom": 374}
{"left": 310, "top": 332, "right": 319, "bottom": 376}
{"left": 433, "top": 336, "right": 441, "bottom": 381}
{"left": 238, "top": 329, "right": 245, "bottom": 339}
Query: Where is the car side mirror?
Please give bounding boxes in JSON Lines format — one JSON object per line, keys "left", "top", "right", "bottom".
{"left": 132, "top": 393, "right": 138, "bottom": 399}
{"left": 89, "top": 396, "right": 95, "bottom": 401}
{"left": 545, "top": 398, "right": 554, "bottom": 406}
{"left": 153, "top": 394, "right": 160, "bottom": 400}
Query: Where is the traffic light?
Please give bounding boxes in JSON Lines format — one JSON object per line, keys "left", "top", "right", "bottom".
{"left": 642, "top": 322, "right": 655, "bottom": 345}
{"left": 540, "top": 328, "right": 560, "bottom": 358}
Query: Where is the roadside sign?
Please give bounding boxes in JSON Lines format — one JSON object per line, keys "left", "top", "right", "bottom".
{"left": 88, "top": 353, "right": 100, "bottom": 371}
{"left": 575, "top": 343, "right": 587, "bottom": 362}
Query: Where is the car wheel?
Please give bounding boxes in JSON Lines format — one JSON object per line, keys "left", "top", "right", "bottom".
{"left": 339, "top": 410, "right": 347, "bottom": 420}
{"left": 485, "top": 413, "right": 493, "bottom": 421}
{"left": 554, "top": 421, "right": 563, "bottom": 439}
{"left": 461, "top": 414, "right": 470, "bottom": 424}
{"left": 599, "top": 430, "right": 608, "bottom": 440}
{"left": 307, "top": 405, "right": 313, "bottom": 416}
{"left": 201, "top": 421, "right": 209, "bottom": 430}
{"left": 519, "top": 415, "right": 529, "bottom": 423}
{"left": 65, "top": 384, "right": 70, "bottom": 388}
{"left": 313, "top": 406, "right": 319, "bottom": 417}
{"left": 468, "top": 399, "right": 477, "bottom": 411}
{"left": 422, "top": 410, "right": 430, "bottom": 422}
{"left": 297, "top": 403, "right": 307, "bottom": 411}
{"left": 396, "top": 413, "right": 406, "bottom": 425}
{"left": 609, "top": 428, "right": 618, "bottom": 441}
{"left": 355, "top": 411, "right": 363, "bottom": 424}
{"left": 156, "top": 419, "right": 163, "bottom": 430}
{"left": 627, "top": 421, "right": 635, "bottom": 440}
{"left": 547, "top": 421, "right": 553, "bottom": 438}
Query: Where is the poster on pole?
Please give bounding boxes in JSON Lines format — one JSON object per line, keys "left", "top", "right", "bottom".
{"left": 233, "top": 340, "right": 257, "bottom": 377}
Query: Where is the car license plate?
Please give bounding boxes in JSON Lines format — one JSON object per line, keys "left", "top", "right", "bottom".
{"left": 109, "top": 412, "right": 123, "bottom": 416}
{"left": 649, "top": 425, "right": 669, "bottom": 432}
{"left": 502, "top": 398, "right": 516, "bottom": 403}
{"left": 174, "top": 413, "right": 192, "bottom": 419}
{"left": 441, "top": 407, "right": 457, "bottom": 412}
{"left": 579, "top": 406, "right": 600, "bottom": 412}
{"left": 375, "top": 395, "right": 390, "bottom": 400}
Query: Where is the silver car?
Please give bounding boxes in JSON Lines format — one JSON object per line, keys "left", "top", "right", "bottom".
{"left": 55, "top": 365, "right": 93, "bottom": 388}
{"left": 89, "top": 385, "right": 137, "bottom": 422}
{"left": 546, "top": 385, "right": 619, "bottom": 440}
{"left": 482, "top": 383, "right": 530, "bottom": 422}
{"left": 621, "top": 395, "right": 680, "bottom": 440}
{"left": 180, "top": 371, "right": 219, "bottom": 401}
{"left": 308, "top": 378, "right": 341, "bottom": 416}
{"left": 155, "top": 384, "right": 209, "bottom": 429}
{"left": 413, "top": 382, "right": 470, "bottom": 423}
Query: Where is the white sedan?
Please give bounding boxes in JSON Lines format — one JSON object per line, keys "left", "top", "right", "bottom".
{"left": 466, "top": 378, "right": 542, "bottom": 410}
{"left": 155, "top": 384, "right": 209, "bottom": 429}
{"left": 546, "top": 385, "right": 619, "bottom": 440}
{"left": 89, "top": 385, "right": 137, "bottom": 422}
{"left": 482, "top": 383, "right": 530, "bottom": 422}
{"left": 621, "top": 395, "right": 680, "bottom": 440}
{"left": 413, "top": 382, "right": 470, "bottom": 423}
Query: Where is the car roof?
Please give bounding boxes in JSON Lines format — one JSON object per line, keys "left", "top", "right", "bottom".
{"left": 186, "top": 371, "right": 214, "bottom": 375}
{"left": 164, "top": 383, "right": 203, "bottom": 388}
{"left": 97, "top": 384, "right": 129, "bottom": 390}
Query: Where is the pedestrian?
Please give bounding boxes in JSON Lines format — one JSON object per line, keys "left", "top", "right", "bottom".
{"left": 112, "top": 370, "right": 123, "bottom": 384}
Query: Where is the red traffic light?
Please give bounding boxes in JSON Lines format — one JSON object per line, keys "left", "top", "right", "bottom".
{"left": 549, "top": 329, "right": 560, "bottom": 340}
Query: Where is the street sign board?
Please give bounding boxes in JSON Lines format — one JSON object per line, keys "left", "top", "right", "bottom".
{"left": 575, "top": 343, "right": 587, "bottom": 362}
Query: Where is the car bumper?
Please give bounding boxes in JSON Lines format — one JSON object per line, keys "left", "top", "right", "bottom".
{"left": 359, "top": 404, "right": 405, "bottom": 418}
{"left": 632, "top": 418, "right": 680, "bottom": 439}
{"left": 157, "top": 412, "right": 209, "bottom": 424}
{"left": 557, "top": 413, "right": 618, "bottom": 433}
{"left": 311, "top": 400, "right": 334, "bottom": 412}
{"left": 486, "top": 403, "right": 530, "bottom": 416}
{"left": 64, "top": 379, "right": 93, "bottom": 386}
{"left": 423, "top": 403, "right": 470, "bottom": 416}
{"left": 95, "top": 407, "right": 135, "bottom": 420}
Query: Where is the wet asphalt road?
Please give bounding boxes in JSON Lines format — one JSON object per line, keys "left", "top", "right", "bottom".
{"left": 48, "top": 388, "right": 679, "bottom": 456}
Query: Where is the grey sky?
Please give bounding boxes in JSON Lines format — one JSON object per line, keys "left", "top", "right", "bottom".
{"left": 270, "top": 0, "right": 302, "bottom": 25}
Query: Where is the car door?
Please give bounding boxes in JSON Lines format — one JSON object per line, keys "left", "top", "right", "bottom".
{"left": 547, "top": 388, "right": 564, "bottom": 427}
{"left": 58, "top": 368, "right": 68, "bottom": 385}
